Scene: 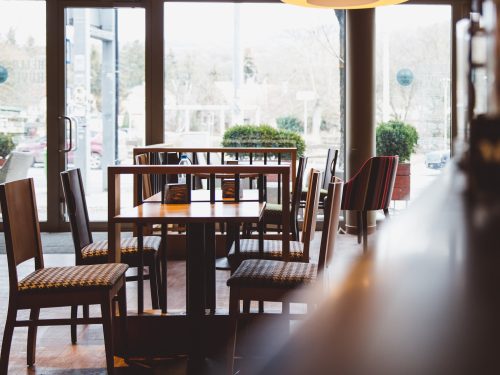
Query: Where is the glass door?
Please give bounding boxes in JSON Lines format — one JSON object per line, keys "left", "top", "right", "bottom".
{"left": 61, "top": 6, "right": 145, "bottom": 225}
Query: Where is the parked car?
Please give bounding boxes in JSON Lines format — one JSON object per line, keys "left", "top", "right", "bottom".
{"left": 425, "top": 149, "right": 450, "bottom": 169}
{"left": 16, "top": 134, "right": 103, "bottom": 169}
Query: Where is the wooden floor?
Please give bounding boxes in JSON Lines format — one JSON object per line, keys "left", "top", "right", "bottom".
{"left": 0, "top": 232, "right": 367, "bottom": 374}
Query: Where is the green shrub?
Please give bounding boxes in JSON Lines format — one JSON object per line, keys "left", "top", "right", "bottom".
{"left": 376, "top": 120, "right": 418, "bottom": 163}
{"left": 276, "top": 116, "right": 303, "bottom": 133}
{"left": 0, "top": 133, "right": 15, "bottom": 159}
{"left": 222, "top": 124, "right": 305, "bottom": 157}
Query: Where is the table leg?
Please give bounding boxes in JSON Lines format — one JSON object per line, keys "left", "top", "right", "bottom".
{"left": 161, "top": 223, "right": 168, "bottom": 314}
{"left": 186, "top": 222, "right": 206, "bottom": 372}
{"left": 205, "top": 223, "right": 216, "bottom": 314}
{"left": 137, "top": 224, "right": 144, "bottom": 314}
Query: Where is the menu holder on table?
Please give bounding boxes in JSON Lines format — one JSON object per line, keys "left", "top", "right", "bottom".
{"left": 222, "top": 178, "right": 242, "bottom": 200}
{"left": 162, "top": 183, "right": 190, "bottom": 204}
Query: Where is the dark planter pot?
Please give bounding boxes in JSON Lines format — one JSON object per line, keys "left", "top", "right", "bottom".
{"left": 392, "top": 162, "right": 410, "bottom": 201}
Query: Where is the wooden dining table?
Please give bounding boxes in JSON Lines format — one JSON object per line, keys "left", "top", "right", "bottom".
{"left": 115, "top": 198, "right": 265, "bottom": 369}
{"left": 107, "top": 164, "right": 291, "bottom": 370}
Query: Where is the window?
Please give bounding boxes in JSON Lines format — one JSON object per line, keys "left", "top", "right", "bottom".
{"left": 376, "top": 5, "right": 452, "bottom": 204}
{"left": 164, "top": 3, "right": 345, "bottom": 172}
{"left": 0, "top": 1, "right": 47, "bottom": 220}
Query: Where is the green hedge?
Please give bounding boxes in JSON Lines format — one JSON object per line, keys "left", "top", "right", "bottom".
{"left": 376, "top": 120, "right": 418, "bottom": 163}
{"left": 222, "top": 124, "right": 305, "bottom": 157}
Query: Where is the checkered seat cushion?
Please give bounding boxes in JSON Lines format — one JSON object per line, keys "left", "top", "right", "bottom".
{"left": 227, "top": 259, "right": 316, "bottom": 288}
{"left": 18, "top": 263, "right": 129, "bottom": 292}
{"left": 228, "top": 239, "right": 305, "bottom": 267}
{"left": 81, "top": 236, "right": 161, "bottom": 259}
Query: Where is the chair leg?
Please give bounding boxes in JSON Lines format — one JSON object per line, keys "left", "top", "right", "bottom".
{"left": 383, "top": 208, "right": 390, "bottom": 219}
{"left": 83, "top": 304, "right": 90, "bottom": 319}
{"left": 118, "top": 283, "right": 128, "bottom": 360}
{"left": 101, "top": 295, "right": 116, "bottom": 375}
{"left": 227, "top": 289, "right": 239, "bottom": 375}
{"left": 71, "top": 305, "right": 78, "bottom": 344}
{"left": 149, "top": 262, "right": 160, "bottom": 310}
{"left": 27, "top": 308, "right": 39, "bottom": 367}
{"left": 0, "top": 304, "right": 16, "bottom": 374}
{"left": 362, "top": 211, "right": 368, "bottom": 252}
{"left": 258, "top": 300, "right": 264, "bottom": 313}
{"left": 357, "top": 211, "right": 362, "bottom": 244}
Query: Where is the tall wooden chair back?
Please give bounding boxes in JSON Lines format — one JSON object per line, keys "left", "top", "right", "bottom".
{"left": 318, "top": 177, "right": 343, "bottom": 273}
{"left": 135, "top": 153, "right": 154, "bottom": 199}
{"left": 60, "top": 169, "right": 93, "bottom": 264}
{"left": 290, "top": 156, "right": 308, "bottom": 238}
{"left": 322, "top": 148, "right": 339, "bottom": 190}
{"left": 0, "top": 178, "right": 44, "bottom": 294}
{"left": 300, "top": 169, "right": 321, "bottom": 261}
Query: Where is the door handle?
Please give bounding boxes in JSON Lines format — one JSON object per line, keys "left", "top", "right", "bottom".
{"left": 58, "top": 116, "right": 73, "bottom": 153}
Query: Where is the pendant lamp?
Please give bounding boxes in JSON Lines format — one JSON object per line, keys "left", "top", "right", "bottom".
{"left": 281, "top": 0, "right": 408, "bottom": 8}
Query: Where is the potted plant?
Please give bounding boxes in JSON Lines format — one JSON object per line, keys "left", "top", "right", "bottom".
{"left": 376, "top": 120, "right": 418, "bottom": 201}
{"left": 0, "top": 133, "right": 15, "bottom": 166}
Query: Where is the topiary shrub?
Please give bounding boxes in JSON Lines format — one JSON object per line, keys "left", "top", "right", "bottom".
{"left": 376, "top": 120, "right": 418, "bottom": 163}
{"left": 222, "top": 124, "right": 305, "bottom": 157}
{"left": 0, "top": 133, "right": 15, "bottom": 159}
{"left": 277, "top": 116, "right": 303, "bottom": 133}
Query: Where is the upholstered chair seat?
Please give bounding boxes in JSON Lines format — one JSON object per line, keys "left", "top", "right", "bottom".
{"left": 227, "top": 259, "right": 316, "bottom": 288}
{"left": 81, "top": 236, "right": 161, "bottom": 260}
{"left": 227, "top": 239, "right": 304, "bottom": 268}
{"left": 18, "top": 263, "right": 129, "bottom": 292}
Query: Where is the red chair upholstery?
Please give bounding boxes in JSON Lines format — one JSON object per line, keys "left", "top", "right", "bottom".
{"left": 341, "top": 156, "right": 399, "bottom": 251}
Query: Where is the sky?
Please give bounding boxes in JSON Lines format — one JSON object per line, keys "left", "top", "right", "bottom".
{"left": 0, "top": 2, "right": 452, "bottom": 48}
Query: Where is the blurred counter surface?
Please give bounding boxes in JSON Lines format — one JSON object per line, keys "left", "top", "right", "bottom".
{"left": 259, "top": 160, "right": 500, "bottom": 375}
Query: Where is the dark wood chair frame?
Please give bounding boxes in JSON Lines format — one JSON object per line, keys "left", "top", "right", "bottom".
{"left": 226, "top": 177, "right": 344, "bottom": 374}
{"left": 253, "top": 156, "right": 307, "bottom": 241}
{"left": 0, "top": 178, "right": 127, "bottom": 375}
{"left": 61, "top": 168, "right": 162, "bottom": 315}
{"left": 300, "top": 148, "right": 338, "bottom": 209}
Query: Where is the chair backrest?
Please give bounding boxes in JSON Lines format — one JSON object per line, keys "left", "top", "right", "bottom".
{"left": 0, "top": 151, "right": 34, "bottom": 184}
{"left": 290, "top": 156, "right": 308, "bottom": 220}
{"left": 322, "top": 148, "right": 339, "bottom": 190}
{"left": 60, "top": 168, "right": 93, "bottom": 262}
{"left": 318, "top": 177, "right": 343, "bottom": 272}
{"left": 0, "top": 178, "right": 44, "bottom": 293}
{"left": 341, "top": 156, "right": 399, "bottom": 211}
{"left": 301, "top": 169, "right": 321, "bottom": 259}
{"left": 135, "top": 153, "right": 154, "bottom": 199}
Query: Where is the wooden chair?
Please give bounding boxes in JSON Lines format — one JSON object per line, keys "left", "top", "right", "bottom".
{"left": 61, "top": 168, "right": 162, "bottom": 315}
{"left": 226, "top": 177, "right": 343, "bottom": 374}
{"left": 260, "top": 156, "right": 308, "bottom": 240}
{"left": 341, "top": 156, "right": 398, "bottom": 251}
{"left": 135, "top": 153, "right": 154, "bottom": 200}
{"left": 0, "top": 178, "right": 128, "bottom": 375}
{"left": 300, "top": 148, "right": 338, "bottom": 209}
{"left": 227, "top": 169, "right": 321, "bottom": 270}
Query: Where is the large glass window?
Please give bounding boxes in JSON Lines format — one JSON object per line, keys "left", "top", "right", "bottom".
{"left": 64, "top": 8, "right": 145, "bottom": 220}
{"left": 376, "top": 5, "right": 452, "bottom": 204}
{"left": 164, "top": 3, "right": 345, "bottom": 172}
{"left": 0, "top": 1, "right": 47, "bottom": 220}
